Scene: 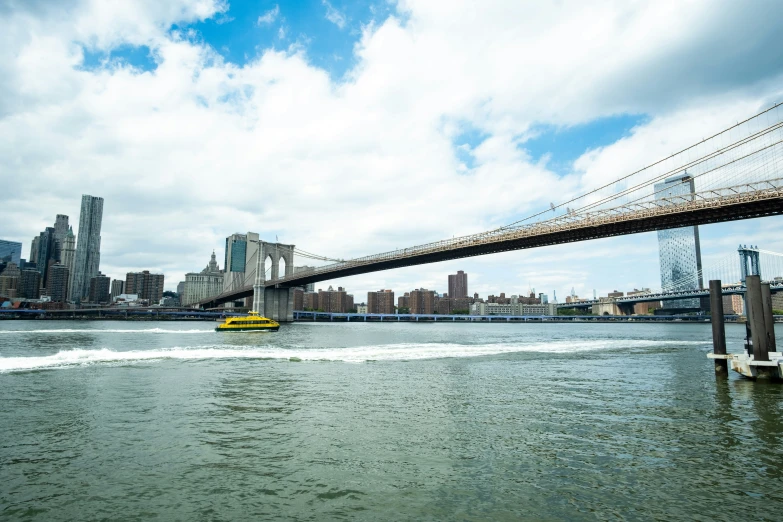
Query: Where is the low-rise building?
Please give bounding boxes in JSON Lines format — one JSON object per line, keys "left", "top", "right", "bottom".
{"left": 356, "top": 304, "right": 368, "bottom": 314}
{"left": 470, "top": 302, "right": 557, "bottom": 316}
{"left": 110, "top": 279, "right": 125, "bottom": 300}
{"left": 368, "top": 289, "right": 395, "bottom": 314}
{"left": 410, "top": 288, "right": 435, "bottom": 314}
{"left": 89, "top": 272, "right": 111, "bottom": 303}
{"left": 126, "top": 270, "right": 166, "bottom": 304}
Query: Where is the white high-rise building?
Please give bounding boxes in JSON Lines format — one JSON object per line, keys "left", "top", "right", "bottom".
{"left": 70, "top": 195, "right": 104, "bottom": 302}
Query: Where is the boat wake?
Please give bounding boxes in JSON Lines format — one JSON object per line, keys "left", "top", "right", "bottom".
{"left": 0, "top": 339, "right": 708, "bottom": 372}
{"left": 0, "top": 328, "right": 213, "bottom": 334}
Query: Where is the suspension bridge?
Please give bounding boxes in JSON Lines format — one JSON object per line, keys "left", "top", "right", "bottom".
{"left": 198, "top": 105, "right": 783, "bottom": 320}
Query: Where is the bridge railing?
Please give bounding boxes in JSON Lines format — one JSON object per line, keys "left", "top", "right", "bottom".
{"left": 268, "top": 177, "right": 783, "bottom": 286}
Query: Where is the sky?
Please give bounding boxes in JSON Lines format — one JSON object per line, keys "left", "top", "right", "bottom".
{"left": 2, "top": 0, "right": 783, "bottom": 300}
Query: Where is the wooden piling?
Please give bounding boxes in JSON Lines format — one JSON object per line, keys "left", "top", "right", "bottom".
{"left": 709, "top": 280, "right": 728, "bottom": 375}
{"left": 761, "top": 282, "right": 777, "bottom": 353}
{"left": 746, "top": 275, "right": 770, "bottom": 363}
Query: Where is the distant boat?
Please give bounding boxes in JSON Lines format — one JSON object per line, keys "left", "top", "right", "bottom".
{"left": 215, "top": 311, "right": 280, "bottom": 332}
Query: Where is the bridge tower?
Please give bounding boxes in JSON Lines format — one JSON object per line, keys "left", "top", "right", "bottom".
{"left": 738, "top": 245, "right": 761, "bottom": 284}
{"left": 252, "top": 241, "right": 296, "bottom": 322}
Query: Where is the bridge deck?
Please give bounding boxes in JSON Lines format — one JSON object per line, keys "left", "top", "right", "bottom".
{"left": 200, "top": 178, "right": 783, "bottom": 307}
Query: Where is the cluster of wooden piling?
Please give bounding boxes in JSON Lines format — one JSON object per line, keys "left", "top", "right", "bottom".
{"left": 710, "top": 275, "right": 780, "bottom": 379}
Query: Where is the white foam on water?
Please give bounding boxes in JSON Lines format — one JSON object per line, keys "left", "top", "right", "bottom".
{"left": 0, "top": 328, "right": 213, "bottom": 334}
{"left": 0, "top": 339, "right": 708, "bottom": 372}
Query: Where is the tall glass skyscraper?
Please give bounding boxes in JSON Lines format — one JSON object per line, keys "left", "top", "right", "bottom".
{"left": 0, "top": 239, "right": 22, "bottom": 265}
{"left": 70, "top": 195, "right": 104, "bottom": 302}
{"left": 655, "top": 174, "right": 703, "bottom": 309}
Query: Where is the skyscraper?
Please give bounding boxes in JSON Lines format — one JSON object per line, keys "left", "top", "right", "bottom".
{"left": 60, "top": 227, "right": 76, "bottom": 296}
{"left": 0, "top": 239, "right": 22, "bottom": 265}
{"left": 53, "top": 214, "right": 69, "bottom": 244}
{"left": 222, "top": 232, "right": 260, "bottom": 296}
{"left": 35, "top": 227, "right": 58, "bottom": 291}
{"left": 448, "top": 270, "right": 468, "bottom": 298}
{"left": 71, "top": 195, "right": 104, "bottom": 302}
{"left": 655, "top": 174, "right": 703, "bottom": 309}
{"left": 29, "top": 236, "right": 40, "bottom": 267}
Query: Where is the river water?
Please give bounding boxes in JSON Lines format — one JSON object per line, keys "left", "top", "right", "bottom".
{"left": 1, "top": 320, "right": 781, "bottom": 520}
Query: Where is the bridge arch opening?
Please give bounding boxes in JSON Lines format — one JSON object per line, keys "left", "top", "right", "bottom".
{"left": 264, "top": 254, "right": 274, "bottom": 279}
{"left": 278, "top": 256, "right": 286, "bottom": 281}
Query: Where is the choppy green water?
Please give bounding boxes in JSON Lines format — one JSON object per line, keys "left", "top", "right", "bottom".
{"left": 1, "top": 320, "right": 782, "bottom": 521}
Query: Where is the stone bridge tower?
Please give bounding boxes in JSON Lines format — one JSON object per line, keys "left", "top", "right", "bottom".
{"left": 252, "top": 241, "right": 296, "bottom": 322}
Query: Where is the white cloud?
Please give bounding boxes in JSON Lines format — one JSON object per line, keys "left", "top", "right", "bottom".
{"left": 256, "top": 4, "right": 279, "bottom": 26}
{"left": 2, "top": 0, "right": 783, "bottom": 300}
{"left": 322, "top": 0, "right": 346, "bottom": 29}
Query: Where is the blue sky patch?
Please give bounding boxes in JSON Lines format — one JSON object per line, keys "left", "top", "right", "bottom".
{"left": 80, "top": 44, "right": 157, "bottom": 72}
{"left": 451, "top": 123, "right": 490, "bottom": 171}
{"left": 178, "top": 0, "right": 397, "bottom": 80}
{"left": 521, "top": 113, "right": 649, "bottom": 174}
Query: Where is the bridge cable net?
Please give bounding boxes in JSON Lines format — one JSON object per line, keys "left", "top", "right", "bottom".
{"left": 499, "top": 103, "right": 783, "bottom": 229}
{"left": 270, "top": 105, "right": 783, "bottom": 285}
{"left": 658, "top": 250, "right": 783, "bottom": 294}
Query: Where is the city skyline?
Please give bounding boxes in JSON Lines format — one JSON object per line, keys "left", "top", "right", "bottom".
{"left": 2, "top": 1, "right": 783, "bottom": 301}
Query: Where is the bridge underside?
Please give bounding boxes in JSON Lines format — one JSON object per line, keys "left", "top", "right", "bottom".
{"left": 200, "top": 197, "right": 783, "bottom": 308}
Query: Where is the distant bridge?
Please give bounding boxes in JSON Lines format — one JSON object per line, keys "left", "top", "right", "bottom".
{"left": 558, "top": 281, "right": 783, "bottom": 309}
{"left": 197, "top": 105, "right": 783, "bottom": 321}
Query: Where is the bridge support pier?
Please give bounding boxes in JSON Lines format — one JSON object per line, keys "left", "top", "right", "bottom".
{"left": 254, "top": 287, "right": 295, "bottom": 322}
{"left": 709, "top": 280, "right": 728, "bottom": 376}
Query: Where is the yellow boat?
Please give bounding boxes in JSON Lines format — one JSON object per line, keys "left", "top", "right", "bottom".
{"left": 215, "top": 311, "right": 280, "bottom": 332}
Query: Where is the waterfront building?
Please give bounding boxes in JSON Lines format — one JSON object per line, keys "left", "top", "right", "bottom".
{"left": 317, "top": 286, "right": 350, "bottom": 313}
{"left": 20, "top": 269, "right": 41, "bottom": 299}
{"left": 655, "top": 174, "right": 703, "bottom": 309}
{"left": 89, "top": 272, "right": 111, "bottom": 303}
{"left": 367, "top": 289, "right": 395, "bottom": 314}
{"left": 397, "top": 292, "right": 410, "bottom": 310}
{"left": 177, "top": 281, "right": 185, "bottom": 298}
{"left": 48, "top": 264, "right": 70, "bottom": 303}
{"left": 303, "top": 292, "right": 319, "bottom": 310}
{"left": 448, "top": 271, "right": 468, "bottom": 298}
{"left": 126, "top": 270, "right": 165, "bottom": 304}
{"left": 71, "top": 195, "right": 104, "bottom": 302}
{"left": 722, "top": 294, "right": 744, "bottom": 315}
{"left": 0, "top": 263, "right": 21, "bottom": 298}
{"left": 114, "top": 294, "right": 140, "bottom": 305}
{"left": 436, "top": 297, "right": 472, "bottom": 314}
{"left": 470, "top": 302, "right": 556, "bottom": 316}
{"left": 182, "top": 252, "right": 223, "bottom": 306}
{"left": 110, "top": 279, "right": 125, "bottom": 300}
{"left": 0, "top": 240, "right": 23, "bottom": 265}
{"left": 293, "top": 288, "right": 304, "bottom": 310}
{"left": 356, "top": 304, "right": 368, "bottom": 314}
{"left": 410, "top": 289, "right": 435, "bottom": 314}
